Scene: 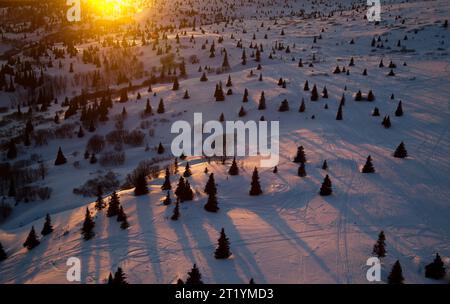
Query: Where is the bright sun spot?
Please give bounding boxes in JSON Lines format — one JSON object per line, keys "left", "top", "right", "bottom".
{"left": 87, "top": 0, "right": 145, "bottom": 19}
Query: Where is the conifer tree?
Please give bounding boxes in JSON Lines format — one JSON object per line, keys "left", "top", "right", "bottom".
{"left": 177, "top": 278, "right": 184, "bottom": 284}
{"left": 319, "top": 175, "right": 332, "bottom": 196}
{"left": 249, "top": 278, "right": 255, "bottom": 284}
{"left": 367, "top": 90, "right": 375, "bottom": 101}
{"left": 77, "top": 126, "right": 84, "bottom": 138}
{"left": 107, "top": 273, "right": 114, "bottom": 284}
{"left": 388, "top": 260, "right": 404, "bottom": 284}
{"left": 293, "top": 146, "right": 306, "bottom": 163}
{"left": 273, "top": 166, "right": 278, "bottom": 173}
{"left": 214, "top": 228, "right": 231, "bottom": 259}
{"left": 0, "top": 241, "right": 6, "bottom": 261}
{"left": 145, "top": 99, "right": 152, "bottom": 114}
{"left": 355, "top": 90, "right": 362, "bottom": 101}
{"left": 322, "top": 160, "right": 328, "bottom": 170}
{"left": 228, "top": 157, "right": 239, "bottom": 175}
{"left": 304, "top": 80, "right": 309, "bottom": 91}
{"left": 310, "top": 84, "right": 319, "bottom": 101}
{"left": 183, "top": 162, "right": 192, "bottom": 177}
{"left": 134, "top": 172, "right": 148, "bottom": 196}
{"left": 395, "top": 101, "right": 403, "bottom": 117}
{"left": 393, "top": 142, "right": 408, "bottom": 158}
{"left": 425, "top": 253, "right": 446, "bottom": 280}
{"left": 258, "top": 91, "right": 266, "bottom": 110}
{"left": 278, "top": 99, "right": 289, "bottom": 112}
{"left": 186, "top": 264, "right": 203, "bottom": 284}
{"left": 183, "top": 90, "right": 190, "bottom": 99}
{"left": 41, "top": 214, "right": 54, "bottom": 236}
{"left": 117, "top": 206, "right": 129, "bottom": 229}
{"left": 204, "top": 173, "right": 217, "bottom": 196}
{"left": 95, "top": 186, "right": 106, "bottom": 210}
{"left": 372, "top": 107, "right": 380, "bottom": 116}
{"left": 372, "top": 231, "right": 386, "bottom": 258}
{"left": 238, "top": 106, "right": 246, "bottom": 117}
{"left": 107, "top": 191, "right": 120, "bottom": 217}
{"left": 23, "top": 226, "right": 40, "bottom": 250}
{"left": 81, "top": 208, "right": 95, "bottom": 240}
{"left": 54, "top": 147, "right": 67, "bottom": 165}
{"left": 161, "top": 167, "right": 172, "bottom": 190}
{"left": 204, "top": 190, "right": 219, "bottom": 213}
{"left": 362, "top": 155, "right": 375, "bottom": 173}
{"left": 172, "top": 77, "right": 179, "bottom": 90}
{"left": 298, "top": 162, "right": 307, "bottom": 177}
{"left": 157, "top": 142, "right": 165, "bottom": 154}
{"left": 336, "top": 104, "right": 343, "bottom": 120}
{"left": 175, "top": 176, "right": 186, "bottom": 199}
{"left": 299, "top": 98, "right": 306, "bottom": 112}
{"left": 157, "top": 99, "right": 165, "bottom": 113}
{"left": 249, "top": 167, "right": 263, "bottom": 196}
{"left": 171, "top": 199, "right": 180, "bottom": 220}
{"left": 113, "top": 267, "right": 128, "bottom": 284}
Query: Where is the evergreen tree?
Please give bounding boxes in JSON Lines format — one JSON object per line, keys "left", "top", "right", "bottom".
{"left": 54, "top": 147, "right": 67, "bottom": 165}
{"left": 228, "top": 157, "right": 239, "bottom": 175}
{"left": 177, "top": 278, "right": 184, "bottom": 284}
{"left": 319, "top": 175, "right": 332, "bottom": 196}
{"left": 204, "top": 191, "right": 219, "bottom": 212}
{"left": 6, "top": 140, "right": 17, "bottom": 159}
{"left": 362, "top": 155, "right": 375, "bottom": 173}
{"left": 81, "top": 208, "right": 95, "bottom": 240}
{"left": 161, "top": 167, "right": 172, "bottom": 190}
{"left": 113, "top": 267, "right": 128, "bottom": 284}
{"left": 186, "top": 264, "right": 203, "bottom": 284}
{"left": 372, "top": 107, "right": 380, "bottom": 116}
{"left": 214, "top": 228, "right": 231, "bottom": 259}
{"left": 372, "top": 231, "right": 386, "bottom": 258}
{"left": 41, "top": 213, "right": 54, "bottom": 236}
{"left": 238, "top": 106, "right": 246, "bottom": 117}
{"left": 249, "top": 167, "right": 263, "bottom": 196}
{"left": 278, "top": 99, "right": 289, "bottom": 112}
{"left": 107, "top": 273, "right": 114, "bottom": 284}
{"left": 299, "top": 98, "right": 306, "bottom": 112}
{"left": 0, "top": 241, "right": 6, "bottom": 261}
{"left": 310, "top": 84, "right": 319, "bottom": 101}
{"left": 293, "top": 146, "right": 306, "bottom": 163}
{"left": 273, "top": 166, "right": 278, "bottom": 173}
{"left": 157, "top": 142, "right": 165, "bottom": 154}
{"left": 336, "top": 104, "right": 343, "bottom": 120}
{"left": 107, "top": 191, "right": 120, "bottom": 217}
{"left": 77, "top": 126, "right": 84, "bottom": 138}
{"left": 23, "top": 226, "right": 40, "bottom": 250}
{"left": 355, "top": 90, "right": 362, "bottom": 101}
{"left": 298, "top": 162, "right": 307, "bottom": 177}
{"left": 388, "top": 261, "right": 404, "bottom": 284}
{"left": 367, "top": 90, "right": 375, "bottom": 101}
{"left": 425, "top": 253, "right": 446, "bottom": 280}
{"left": 395, "top": 101, "right": 403, "bottom": 117}
{"left": 394, "top": 142, "right": 408, "bottom": 158}
{"left": 134, "top": 172, "right": 148, "bottom": 196}
{"left": 204, "top": 173, "right": 217, "bottom": 196}
{"left": 172, "top": 77, "right": 179, "bottom": 91}
{"left": 145, "top": 99, "right": 152, "bottom": 114}
{"left": 157, "top": 99, "right": 165, "bottom": 113}
{"left": 322, "top": 160, "right": 328, "bottom": 170}
{"left": 171, "top": 199, "right": 180, "bottom": 220}
{"left": 249, "top": 278, "right": 255, "bottom": 284}
{"left": 117, "top": 206, "right": 129, "bottom": 229}
{"left": 94, "top": 186, "right": 106, "bottom": 210}
{"left": 183, "top": 162, "right": 192, "bottom": 177}
{"left": 258, "top": 91, "right": 266, "bottom": 110}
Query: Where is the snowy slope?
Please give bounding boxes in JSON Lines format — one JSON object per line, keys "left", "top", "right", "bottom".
{"left": 0, "top": 0, "right": 449, "bottom": 283}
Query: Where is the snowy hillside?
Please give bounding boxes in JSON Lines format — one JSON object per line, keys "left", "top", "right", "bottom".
{"left": 0, "top": 0, "right": 449, "bottom": 283}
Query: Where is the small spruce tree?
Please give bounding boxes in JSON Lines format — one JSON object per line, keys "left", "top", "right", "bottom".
{"left": 81, "top": 208, "right": 95, "bottom": 240}
{"left": 186, "top": 264, "right": 203, "bottom": 284}
{"left": 249, "top": 167, "right": 263, "bottom": 196}
{"left": 41, "top": 214, "right": 54, "bottom": 236}
{"left": 388, "top": 260, "right": 404, "bottom": 284}
{"left": 23, "top": 226, "right": 40, "bottom": 250}
{"left": 214, "top": 228, "right": 231, "bottom": 259}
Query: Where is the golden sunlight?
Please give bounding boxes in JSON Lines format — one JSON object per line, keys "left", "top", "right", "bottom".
{"left": 87, "top": 0, "right": 145, "bottom": 19}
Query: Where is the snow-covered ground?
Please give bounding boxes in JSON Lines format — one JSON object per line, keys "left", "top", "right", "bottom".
{"left": 0, "top": 0, "right": 449, "bottom": 283}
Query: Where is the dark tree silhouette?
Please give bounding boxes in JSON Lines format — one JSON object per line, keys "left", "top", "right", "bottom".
{"left": 183, "top": 162, "right": 192, "bottom": 177}
{"left": 388, "top": 260, "right": 404, "bottom": 284}
{"left": 0, "top": 241, "right": 6, "bottom": 261}
{"left": 81, "top": 208, "right": 95, "bottom": 240}
{"left": 157, "top": 142, "right": 165, "bottom": 154}
{"left": 319, "top": 175, "right": 332, "bottom": 196}
{"left": 299, "top": 98, "right": 306, "bottom": 112}
{"left": 249, "top": 167, "right": 263, "bottom": 196}
{"left": 336, "top": 104, "right": 343, "bottom": 120}
{"left": 298, "top": 162, "right": 307, "bottom": 177}
{"left": 107, "top": 191, "right": 120, "bottom": 217}
{"left": 204, "top": 173, "right": 217, "bottom": 196}
{"left": 41, "top": 214, "right": 54, "bottom": 236}
{"left": 425, "top": 253, "right": 446, "bottom": 280}
{"left": 204, "top": 191, "right": 219, "bottom": 213}
{"left": 161, "top": 167, "right": 172, "bottom": 190}
{"left": 394, "top": 142, "right": 408, "bottom": 158}
{"left": 214, "top": 228, "right": 231, "bottom": 259}
{"left": 322, "top": 160, "right": 328, "bottom": 170}
{"left": 117, "top": 206, "right": 129, "bottom": 229}
{"left": 372, "top": 231, "right": 386, "bottom": 258}
{"left": 163, "top": 191, "right": 172, "bottom": 205}
{"left": 54, "top": 147, "right": 67, "bottom": 165}
{"left": 113, "top": 267, "right": 128, "bottom": 284}
{"left": 186, "top": 264, "right": 203, "bottom": 284}
{"left": 171, "top": 199, "right": 180, "bottom": 220}
{"left": 293, "top": 146, "right": 306, "bottom": 163}
{"left": 134, "top": 172, "right": 148, "bottom": 196}
{"left": 23, "top": 226, "right": 40, "bottom": 250}
{"left": 95, "top": 186, "right": 106, "bottom": 211}
{"left": 362, "top": 155, "right": 375, "bottom": 173}
{"left": 395, "top": 101, "right": 403, "bottom": 117}
{"left": 228, "top": 157, "right": 239, "bottom": 175}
